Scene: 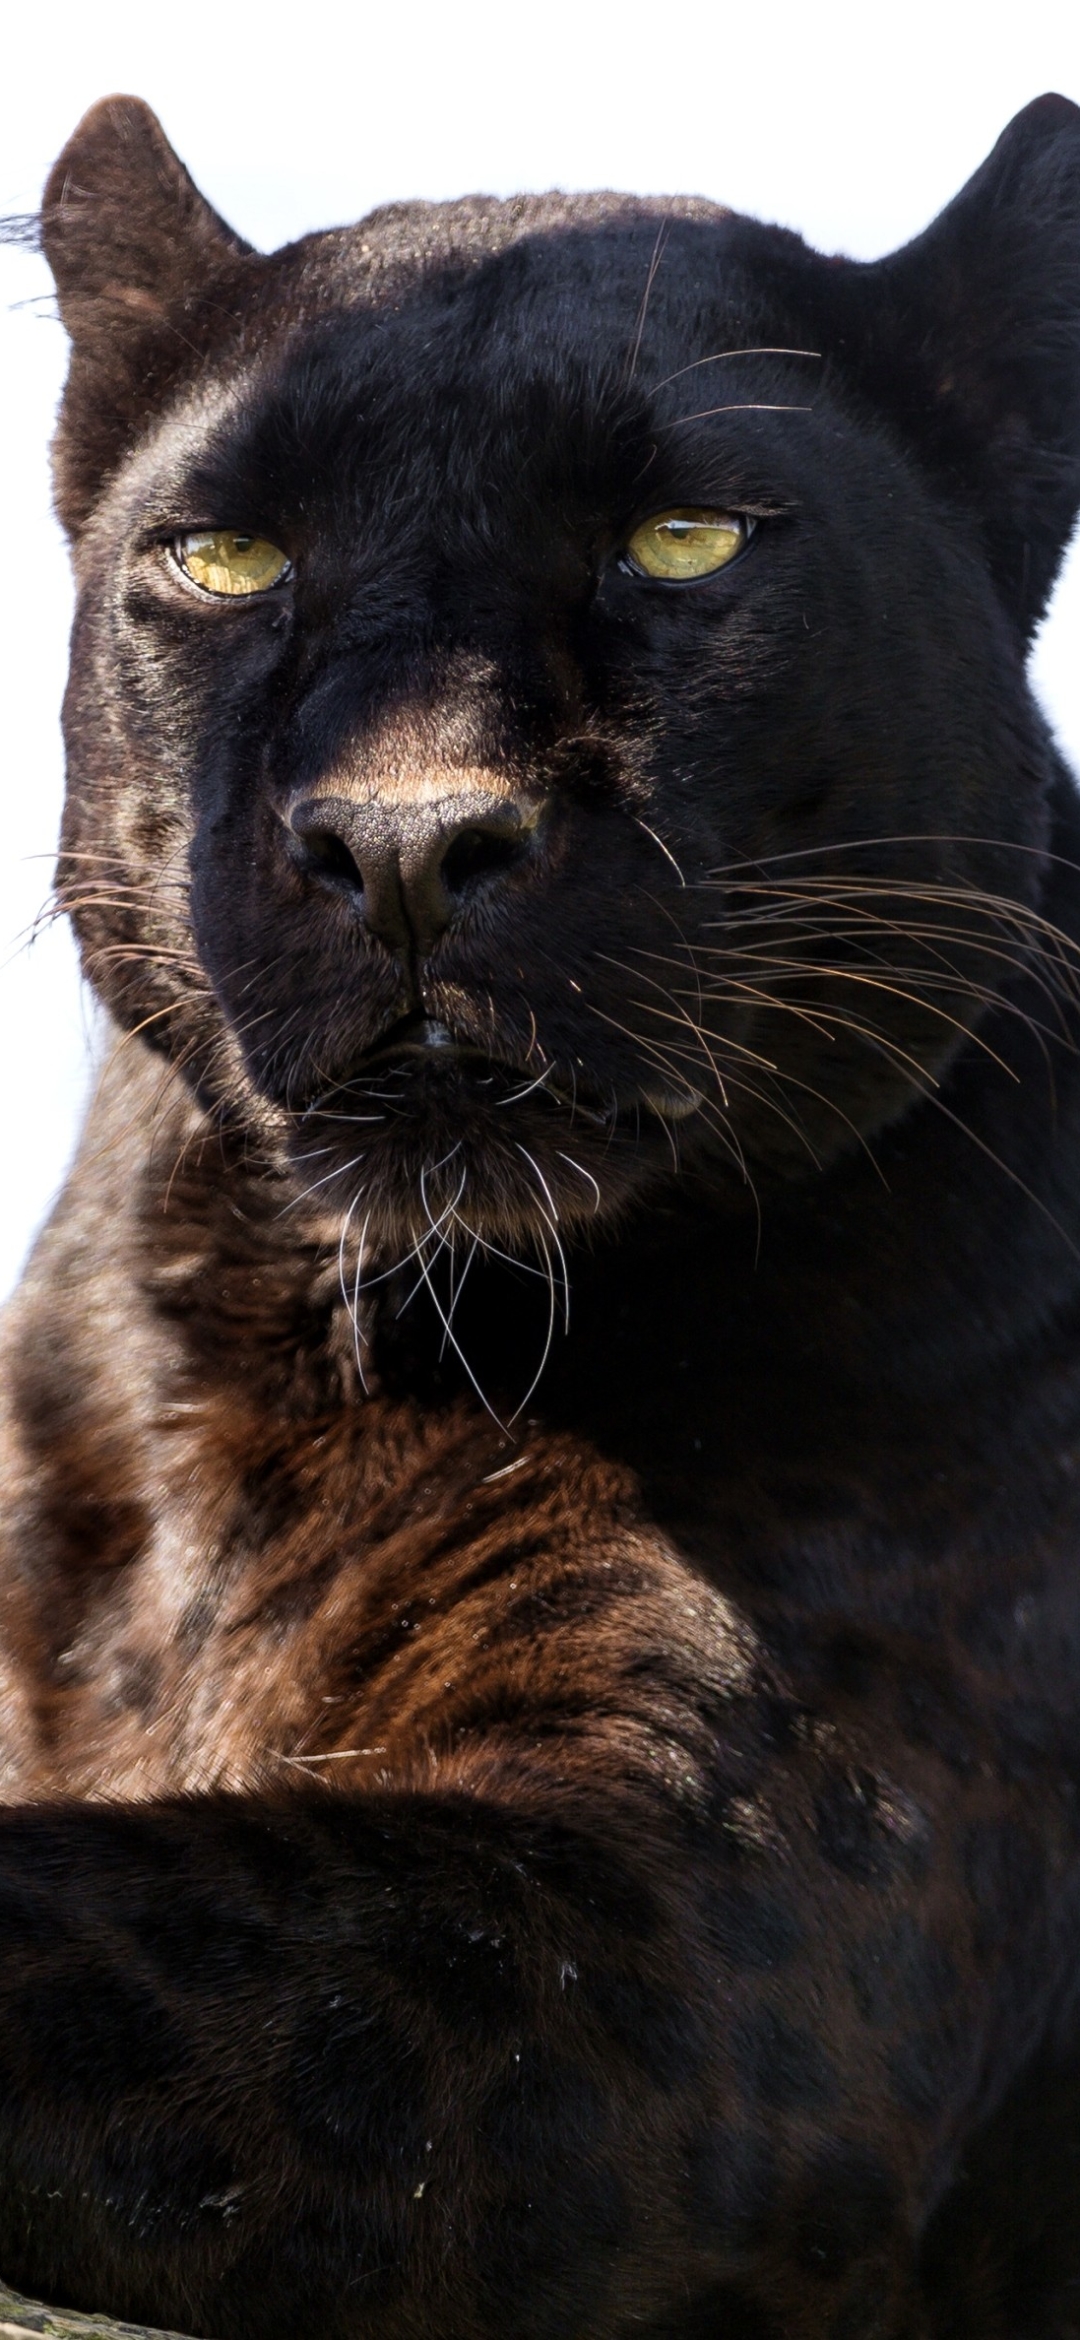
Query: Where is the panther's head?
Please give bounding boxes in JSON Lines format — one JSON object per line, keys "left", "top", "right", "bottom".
{"left": 41, "top": 95, "right": 1080, "bottom": 1260}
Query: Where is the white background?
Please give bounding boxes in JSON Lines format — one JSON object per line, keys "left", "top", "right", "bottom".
{"left": 1, "top": 0, "right": 1078, "bottom": 1300}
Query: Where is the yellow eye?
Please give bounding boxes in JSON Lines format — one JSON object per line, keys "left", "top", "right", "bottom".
{"left": 176, "top": 531, "right": 291, "bottom": 596}
{"left": 624, "top": 509, "right": 748, "bottom": 582}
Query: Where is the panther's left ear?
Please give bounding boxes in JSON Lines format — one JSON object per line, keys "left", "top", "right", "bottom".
{"left": 828, "top": 95, "right": 1080, "bottom": 635}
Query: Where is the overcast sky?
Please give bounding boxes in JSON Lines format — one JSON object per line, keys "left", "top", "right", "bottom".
{"left": 2, "top": 0, "right": 1079, "bottom": 1298}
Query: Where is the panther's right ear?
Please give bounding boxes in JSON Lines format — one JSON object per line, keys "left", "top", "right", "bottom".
{"left": 42, "top": 97, "right": 258, "bottom": 535}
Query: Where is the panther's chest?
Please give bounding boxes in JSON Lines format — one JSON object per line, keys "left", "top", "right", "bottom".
{"left": 0, "top": 1385, "right": 674, "bottom": 1800}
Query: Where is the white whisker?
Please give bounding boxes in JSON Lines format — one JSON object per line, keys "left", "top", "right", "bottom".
{"left": 556, "top": 1152, "right": 602, "bottom": 1213}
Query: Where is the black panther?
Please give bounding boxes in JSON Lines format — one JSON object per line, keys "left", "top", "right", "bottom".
{"left": 0, "top": 89, "right": 1079, "bottom": 2339}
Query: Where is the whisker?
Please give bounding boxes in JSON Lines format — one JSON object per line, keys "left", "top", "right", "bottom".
{"left": 556, "top": 1152, "right": 602, "bottom": 1213}
{"left": 657, "top": 402, "right": 813, "bottom": 429}
{"left": 634, "top": 819, "right": 686, "bottom": 886}
{"left": 495, "top": 1062, "right": 555, "bottom": 1106}
{"left": 625, "top": 221, "right": 670, "bottom": 387}
{"left": 648, "top": 345, "right": 821, "bottom": 392}
{"left": 509, "top": 1224, "right": 560, "bottom": 1424}
{"left": 338, "top": 1189, "right": 371, "bottom": 1394}
{"left": 411, "top": 1211, "right": 507, "bottom": 1432}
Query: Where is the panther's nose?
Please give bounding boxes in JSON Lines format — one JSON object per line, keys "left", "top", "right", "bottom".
{"left": 287, "top": 791, "right": 542, "bottom": 957}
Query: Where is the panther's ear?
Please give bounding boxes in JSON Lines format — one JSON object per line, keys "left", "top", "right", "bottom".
{"left": 843, "top": 94, "right": 1080, "bottom": 635}
{"left": 41, "top": 97, "right": 258, "bottom": 535}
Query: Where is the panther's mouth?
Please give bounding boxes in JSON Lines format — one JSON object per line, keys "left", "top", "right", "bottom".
{"left": 326, "top": 1012, "right": 704, "bottom": 1126}
{"left": 356, "top": 1012, "right": 484, "bottom": 1070}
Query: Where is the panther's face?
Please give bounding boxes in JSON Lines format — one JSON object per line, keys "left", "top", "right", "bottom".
{"left": 45, "top": 98, "right": 1078, "bottom": 1259}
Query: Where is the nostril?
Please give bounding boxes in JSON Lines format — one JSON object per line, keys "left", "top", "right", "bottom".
{"left": 441, "top": 825, "right": 524, "bottom": 897}
{"left": 297, "top": 827, "right": 363, "bottom": 888}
